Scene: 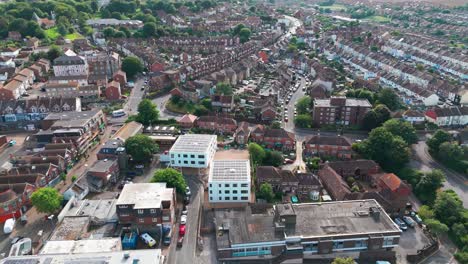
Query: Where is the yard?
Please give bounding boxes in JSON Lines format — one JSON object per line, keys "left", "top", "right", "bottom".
{"left": 320, "top": 4, "right": 347, "bottom": 11}
{"left": 366, "top": 15, "right": 391, "bottom": 23}
{"left": 45, "top": 27, "right": 83, "bottom": 40}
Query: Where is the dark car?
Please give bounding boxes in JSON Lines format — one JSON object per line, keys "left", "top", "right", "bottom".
{"left": 177, "top": 235, "right": 184, "bottom": 247}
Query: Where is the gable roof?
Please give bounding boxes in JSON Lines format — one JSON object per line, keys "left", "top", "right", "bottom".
{"left": 318, "top": 165, "right": 350, "bottom": 201}
{"left": 305, "top": 135, "right": 351, "bottom": 146}
{"left": 178, "top": 113, "right": 198, "bottom": 123}
{"left": 379, "top": 173, "right": 403, "bottom": 192}
{"left": 264, "top": 129, "right": 294, "bottom": 140}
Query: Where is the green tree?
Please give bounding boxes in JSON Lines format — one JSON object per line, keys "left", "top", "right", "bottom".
{"left": 263, "top": 150, "right": 284, "bottom": 167}
{"left": 136, "top": 99, "right": 159, "bottom": 126}
{"left": 248, "top": 143, "right": 266, "bottom": 166}
{"left": 376, "top": 88, "right": 400, "bottom": 111}
{"left": 71, "top": 175, "right": 77, "bottom": 182}
{"left": 47, "top": 45, "right": 63, "bottom": 61}
{"left": 215, "top": 82, "right": 233, "bottom": 95}
{"left": 374, "top": 104, "right": 391, "bottom": 123}
{"left": 427, "top": 130, "right": 451, "bottom": 153}
{"left": 415, "top": 170, "right": 445, "bottom": 204}
{"left": 296, "top": 96, "right": 311, "bottom": 115}
{"left": 354, "top": 127, "right": 410, "bottom": 171}
{"left": 194, "top": 105, "right": 209, "bottom": 116}
{"left": 426, "top": 219, "right": 449, "bottom": 237}
{"left": 417, "top": 205, "right": 434, "bottom": 220}
{"left": 143, "top": 22, "right": 157, "bottom": 37}
{"left": 433, "top": 190, "right": 463, "bottom": 227}
{"left": 125, "top": 134, "right": 159, "bottom": 163}
{"left": 271, "top": 122, "right": 281, "bottom": 129}
{"left": 294, "top": 114, "right": 312, "bottom": 128}
{"left": 103, "top": 27, "right": 116, "bottom": 38}
{"left": 332, "top": 257, "right": 355, "bottom": 264}
{"left": 438, "top": 142, "right": 464, "bottom": 162}
{"left": 200, "top": 98, "right": 212, "bottom": 110}
{"left": 397, "top": 167, "right": 423, "bottom": 186}
{"left": 259, "top": 183, "right": 274, "bottom": 202}
{"left": 122, "top": 56, "right": 144, "bottom": 78}
{"left": 383, "top": 119, "right": 418, "bottom": 145}
{"left": 239, "top": 27, "right": 251, "bottom": 43}
{"left": 151, "top": 168, "right": 187, "bottom": 194}
{"left": 31, "top": 187, "right": 63, "bottom": 214}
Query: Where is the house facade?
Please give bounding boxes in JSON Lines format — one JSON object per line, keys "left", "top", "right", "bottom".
{"left": 303, "top": 135, "right": 353, "bottom": 159}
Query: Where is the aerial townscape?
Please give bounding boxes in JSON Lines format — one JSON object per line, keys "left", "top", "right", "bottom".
{"left": 0, "top": 0, "right": 466, "bottom": 263}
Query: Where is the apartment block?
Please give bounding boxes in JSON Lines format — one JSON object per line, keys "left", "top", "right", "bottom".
{"left": 208, "top": 160, "right": 251, "bottom": 203}
{"left": 169, "top": 134, "right": 217, "bottom": 168}
{"left": 313, "top": 96, "right": 372, "bottom": 127}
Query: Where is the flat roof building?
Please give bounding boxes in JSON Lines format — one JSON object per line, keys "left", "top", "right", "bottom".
{"left": 169, "top": 134, "right": 217, "bottom": 168}
{"left": 215, "top": 200, "right": 401, "bottom": 263}
{"left": 208, "top": 160, "right": 251, "bottom": 204}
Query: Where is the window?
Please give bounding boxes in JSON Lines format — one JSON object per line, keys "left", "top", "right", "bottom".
{"left": 383, "top": 237, "right": 394, "bottom": 246}
{"left": 138, "top": 209, "right": 144, "bottom": 214}
{"left": 241, "top": 197, "right": 248, "bottom": 200}
{"left": 209, "top": 184, "right": 212, "bottom": 188}
{"left": 225, "top": 184, "right": 230, "bottom": 187}
{"left": 178, "top": 154, "right": 180, "bottom": 157}
{"left": 162, "top": 216, "right": 169, "bottom": 221}
{"left": 233, "top": 184, "right": 237, "bottom": 187}
{"left": 209, "top": 190, "right": 212, "bottom": 194}
{"left": 241, "top": 184, "right": 248, "bottom": 187}
{"left": 355, "top": 240, "right": 367, "bottom": 248}
{"left": 198, "top": 155, "right": 204, "bottom": 159}
{"left": 233, "top": 197, "right": 238, "bottom": 200}
{"left": 225, "top": 190, "right": 230, "bottom": 194}
{"left": 190, "top": 154, "right": 195, "bottom": 158}
{"left": 233, "top": 190, "right": 238, "bottom": 194}
{"left": 183, "top": 154, "right": 187, "bottom": 158}
{"left": 184, "top": 161, "right": 188, "bottom": 164}
{"left": 171, "top": 154, "right": 174, "bottom": 158}
{"left": 333, "top": 241, "right": 344, "bottom": 249}
{"left": 219, "top": 190, "right": 222, "bottom": 194}
{"left": 225, "top": 197, "right": 230, "bottom": 200}
{"left": 210, "top": 197, "right": 213, "bottom": 201}
{"left": 199, "top": 161, "right": 205, "bottom": 165}
{"left": 150, "top": 209, "right": 156, "bottom": 214}
{"left": 152, "top": 218, "right": 158, "bottom": 222}
{"left": 191, "top": 161, "right": 195, "bottom": 164}
{"left": 241, "top": 190, "right": 248, "bottom": 194}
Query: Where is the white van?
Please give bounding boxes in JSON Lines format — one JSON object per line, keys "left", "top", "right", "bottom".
{"left": 140, "top": 233, "right": 156, "bottom": 247}
{"left": 3, "top": 218, "right": 15, "bottom": 234}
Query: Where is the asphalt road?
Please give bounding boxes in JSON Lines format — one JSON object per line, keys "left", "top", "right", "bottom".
{"left": 168, "top": 175, "right": 204, "bottom": 264}
{"left": 411, "top": 138, "right": 468, "bottom": 205}
{"left": 109, "top": 78, "right": 146, "bottom": 124}
{"left": 152, "top": 93, "right": 182, "bottom": 120}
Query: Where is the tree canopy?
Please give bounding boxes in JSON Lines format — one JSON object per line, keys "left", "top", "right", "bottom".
{"left": 215, "top": 82, "right": 233, "bottom": 95}
{"left": 376, "top": 88, "right": 401, "bottom": 111}
{"left": 136, "top": 99, "right": 160, "bottom": 126}
{"left": 427, "top": 129, "right": 452, "bottom": 153}
{"left": 151, "top": 168, "right": 187, "bottom": 194}
{"left": 263, "top": 150, "right": 285, "bottom": 167}
{"left": 122, "top": 56, "right": 144, "bottom": 78}
{"left": 415, "top": 169, "right": 445, "bottom": 204}
{"left": 296, "top": 96, "right": 311, "bottom": 115}
{"left": 248, "top": 143, "right": 266, "bottom": 166}
{"left": 353, "top": 127, "right": 409, "bottom": 171}
{"left": 31, "top": 187, "right": 63, "bottom": 214}
{"left": 259, "top": 183, "right": 274, "bottom": 202}
{"left": 332, "top": 257, "right": 355, "bottom": 264}
{"left": 125, "top": 134, "right": 159, "bottom": 163}
{"left": 382, "top": 119, "right": 418, "bottom": 145}
{"left": 294, "top": 114, "right": 313, "bottom": 128}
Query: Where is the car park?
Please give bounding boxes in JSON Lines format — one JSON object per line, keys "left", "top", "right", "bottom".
{"left": 402, "top": 216, "right": 416, "bottom": 228}
{"left": 394, "top": 218, "right": 408, "bottom": 231}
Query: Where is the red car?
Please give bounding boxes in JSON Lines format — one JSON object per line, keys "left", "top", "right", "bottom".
{"left": 179, "top": 224, "right": 186, "bottom": 236}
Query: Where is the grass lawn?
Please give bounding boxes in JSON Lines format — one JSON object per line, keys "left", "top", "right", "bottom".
{"left": 320, "top": 4, "right": 347, "bottom": 11}
{"left": 64, "top": 32, "right": 83, "bottom": 40}
{"left": 45, "top": 27, "right": 60, "bottom": 39}
{"left": 166, "top": 100, "right": 195, "bottom": 114}
{"left": 45, "top": 27, "right": 83, "bottom": 40}
{"left": 367, "top": 15, "right": 391, "bottom": 23}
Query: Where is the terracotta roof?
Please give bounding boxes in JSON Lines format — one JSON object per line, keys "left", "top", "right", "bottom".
{"left": 305, "top": 135, "right": 351, "bottom": 146}
{"left": 264, "top": 129, "right": 295, "bottom": 140}
{"left": 178, "top": 113, "right": 198, "bottom": 123}
{"left": 318, "top": 165, "right": 350, "bottom": 201}
{"left": 379, "top": 173, "right": 402, "bottom": 192}
{"left": 197, "top": 116, "right": 237, "bottom": 126}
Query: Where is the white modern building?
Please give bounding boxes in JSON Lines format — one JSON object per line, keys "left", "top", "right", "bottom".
{"left": 208, "top": 160, "right": 251, "bottom": 203}
{"left": 169, "top": 134, "right": 217, "bottom": 168}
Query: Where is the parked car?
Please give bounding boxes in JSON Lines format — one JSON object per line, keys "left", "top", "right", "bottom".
{"left": 394, "top": 218, "right": 408, "bottom": 231}
{"left": 402, "top": 216, "right": 416, "bottom": 228}
{"left": 185, "top": 186, "right": 191, "bottom": 197}
{"left": 283, "top": 158, "right": 294, "bottom": 164}
{"left": 181, "top": 215, "right": 187, "bottom": 225}
{"left": 177, "top": 235, "right": 184, "bottom": 247}
{"left": 412, "top": 214, "right": 423, "bottom": 226}
{"left": 3, "top": 218, "right": 15, "bottom": 234}
{"left": 179, "top": 225, "right": 186, "bottom": 236}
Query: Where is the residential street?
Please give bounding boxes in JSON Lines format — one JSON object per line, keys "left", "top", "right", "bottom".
{"left": 411, "top": 137, "right": 468, "bottom": 205}
{"left": 152, "top": 93, "right": 182, "bottom": 119}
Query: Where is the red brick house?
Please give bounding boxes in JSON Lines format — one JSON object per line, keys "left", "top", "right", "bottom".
{"left": 0, "top": 183, "right": 35, "bottom": 223}
{"left": 261, "top": 106, "right": 277, "bottom": 121}
{"left": 150, "top": 62, "right": 166, "bottom": 73}
{"left": 235, "top": 121, "right": 250, "bottom": 145}
{"left": 105, "top": 81, "right": 122, "bottom": 100}
{"left": 303, "top": 135, "right": 353, "bottom": 159}
{"left": 113, "top": 70, "right": 127, "bottom": 87}
{"left": 211, "top": 95, "right": 234, "bottom": 113}
{"left": 251, "top": 128, "right": 295, "bottom": 151}
{"left": 86, "top": 158, "right": 120, "bottom": 192}
{"left": 196, "top": 116, "right": 237, "bottom": 134}
{"left": 177, "top": 113, "right": 198, "bottom": 129}
{"left": 318, "top": 162, "right": 411, "bottom": 216}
